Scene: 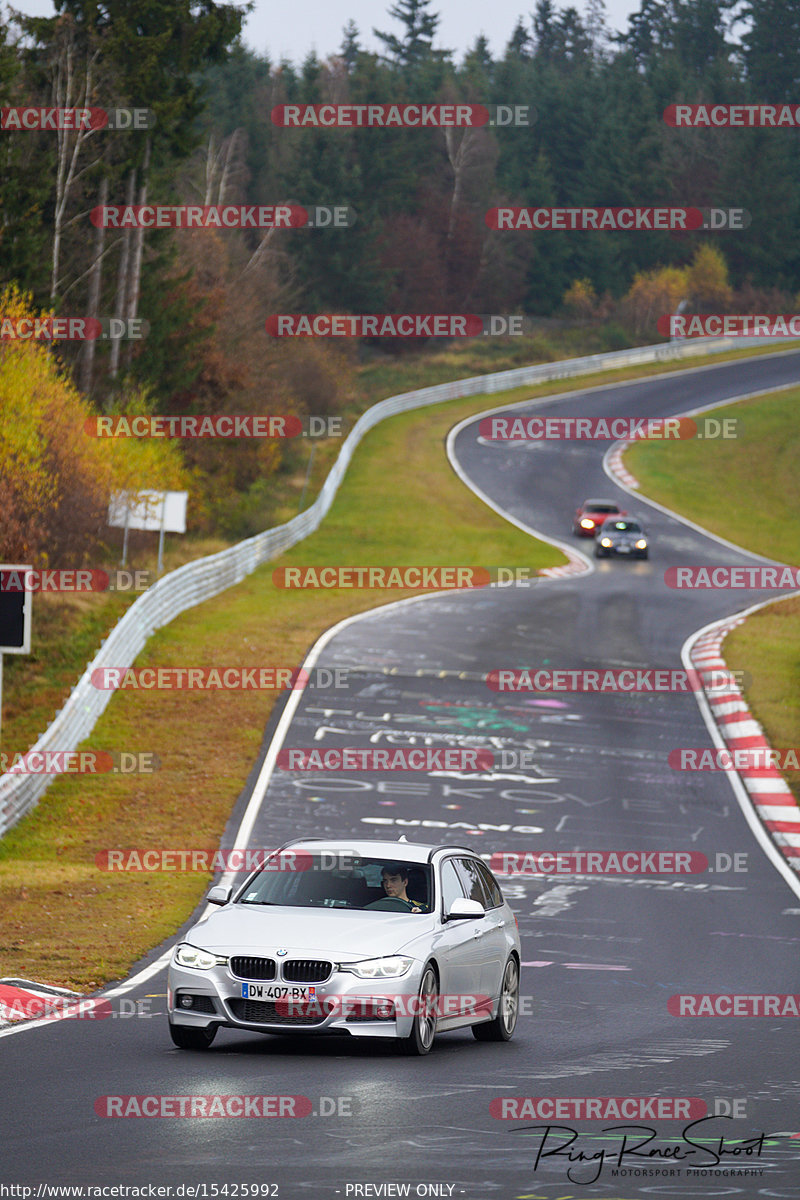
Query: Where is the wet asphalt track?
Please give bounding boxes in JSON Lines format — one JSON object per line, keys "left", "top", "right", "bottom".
{"left": 3, "top": 348, "right": 800, "bottom": 1199}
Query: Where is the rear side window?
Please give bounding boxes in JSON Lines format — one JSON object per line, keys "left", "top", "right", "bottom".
{"left": 454, "top": 857, "right": 491, "bottom": 908}
{"left": 475, "top": 861, "right": 503, "bottom": 908}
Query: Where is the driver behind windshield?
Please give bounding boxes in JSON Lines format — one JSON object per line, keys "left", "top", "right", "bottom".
{"left": 377, "top": 864, "right": 427, "bottom": 912}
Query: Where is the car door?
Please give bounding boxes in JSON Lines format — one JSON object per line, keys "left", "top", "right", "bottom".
{"left": 476, "top": 859, "right": 516, "bottom": 999}
{"left": 453, "top": 857, "right": 509, "bottom": 1005}
{"left": 431, "top": 857, "right": 485, "bottom": 1026}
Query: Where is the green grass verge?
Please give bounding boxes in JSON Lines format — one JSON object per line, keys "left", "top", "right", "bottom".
{"left": 625, "top": 387, "right": 800, "bottom": 805}
{"left": 624, "top": 387, "right": 800, "bottom": 563}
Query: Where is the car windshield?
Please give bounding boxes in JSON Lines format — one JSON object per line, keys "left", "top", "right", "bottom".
{"left": 610, "top": 520, "right": 641, "bottom": 533}
{"left": 585, "top": 503, "right": 619, "bottom": 514}
{"left": 238, "top": 855, "right": 433, "bottom": 912}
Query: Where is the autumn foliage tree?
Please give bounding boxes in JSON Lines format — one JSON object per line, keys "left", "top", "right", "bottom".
{"left": 622, "top": 265, "right": 688, "bottom": 335}
{"left": 685, "top": 243, "right": 733, "bottom": 310}
{"left": 563, "top": 277, "right": 597, "bottom": 318}
{"left": 0, "top": 287, "right": 186, "bottom": 564}
{"left": 621, "top": 245, "right": 735, "bottom": 334}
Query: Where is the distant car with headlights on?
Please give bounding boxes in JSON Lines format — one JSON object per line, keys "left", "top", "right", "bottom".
{"left": 573, "top": 499, "right": 626, "bottom": 536}
{"left": 167, "top": 838, "right": 521, "bottom": 1056}
{"left": 595, "top": 517, "right": 649, "bottom": 560}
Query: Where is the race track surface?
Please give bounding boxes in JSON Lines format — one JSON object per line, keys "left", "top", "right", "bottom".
{"left": 4, "top": 349, "right": 800, "bottom": 1200}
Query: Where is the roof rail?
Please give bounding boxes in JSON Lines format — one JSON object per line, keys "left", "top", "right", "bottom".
{"left": 276, "top": 836, "right": 329, "bottom": 845}
{"left": 263, "top": 836, "right": 479, "bottom": 861}
{"left": 248, "top": 836, "right": 330, "bottom": 860}
{"left": 426, "top": 844, "right": 476, "bottom": 861}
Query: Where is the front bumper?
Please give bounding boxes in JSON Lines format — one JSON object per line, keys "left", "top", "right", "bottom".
{"left": 167, "top": 958, "right": 425, "bottom": 1039}
{"left": 600, "top": 543, "right": 647, "bottom": 557}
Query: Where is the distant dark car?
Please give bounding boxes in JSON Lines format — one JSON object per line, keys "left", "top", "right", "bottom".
{"left": 594, "top": 518, "right": 649, "bottom": 560}
{"left": 573, "top": 499, "right": 626, "bottom": 537}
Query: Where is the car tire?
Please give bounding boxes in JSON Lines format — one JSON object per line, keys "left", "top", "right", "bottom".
{"left": 472, "top": 956, "right": 519, "bottom": 1042}
{"left": 169, "top": 1021, "right": 218, "bottom": 1050}
{"left": 399, "top": 965, "right": 438, "bottom": 1056}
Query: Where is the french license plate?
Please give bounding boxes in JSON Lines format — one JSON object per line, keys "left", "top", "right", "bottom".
{"left": 241, "top": 983, "right": 316, "bottom": 1001}
{"left": 618, "top": 546, "right": 630, "bottom": 553}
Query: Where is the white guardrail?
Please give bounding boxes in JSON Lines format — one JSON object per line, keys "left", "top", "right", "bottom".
{"left": 0, "top": 334, "right": 775, "bottom": 835}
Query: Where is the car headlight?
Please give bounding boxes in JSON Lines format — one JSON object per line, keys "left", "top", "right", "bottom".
{"left": 174, "top": 943, "right": 227, "bottom": 970}
{"left": 600, "top": 537, "right": 612, "bottom": 547}
{"left": 338, "top": 956, "right": 414, "bottom": 979}
{"left": 635, "top": 539, "right": 647, "bottom": 549}
{"left": 580, "top": 518, "right": 595, "bottom": 529}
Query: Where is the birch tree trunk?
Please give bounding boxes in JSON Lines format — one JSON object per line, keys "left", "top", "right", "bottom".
{"left": 109, "top": 167, "right": 136, "bottom": 379}
{"left": 204, "top": 128, "right": 243, "bottom": 205}
{"left": 444, "top": 126, "right": 482, "bottom": 242}
{"left": 123, "top": 136, "right": 151, "bottom": 369}
{"left": 79, "top": 174, "right": 109, "bottom": 395}
{"left": 50, "top": 22, "right": 99, "bottom": 303}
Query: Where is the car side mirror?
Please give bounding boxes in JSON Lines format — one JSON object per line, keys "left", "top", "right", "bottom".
{"left": 446, "top": 898, "right": 485, "bottom": 921}
{"left": 207, "top": 884, "right": 232, "bottom": 906}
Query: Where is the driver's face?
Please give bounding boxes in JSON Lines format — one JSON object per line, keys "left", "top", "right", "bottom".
{"left": 381, "top": 872, "right": 408, "bottom": 899}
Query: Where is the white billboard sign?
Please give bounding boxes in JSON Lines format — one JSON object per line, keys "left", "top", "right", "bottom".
{"left": 108, "top": 491, "right": 187, "bottom": 534}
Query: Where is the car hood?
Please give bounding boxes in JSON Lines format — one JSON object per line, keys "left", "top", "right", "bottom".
{"left": 186, "top": 904, "right": 437, "bottom": 961}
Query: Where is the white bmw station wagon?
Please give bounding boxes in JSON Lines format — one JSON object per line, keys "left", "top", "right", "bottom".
{"left": 167, "top": 838, "right": 521, "bottom": 1055}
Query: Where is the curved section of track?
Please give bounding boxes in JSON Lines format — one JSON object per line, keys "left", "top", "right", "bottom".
{"left": 4, "top": 349, "right": 800, "bottom": 1199}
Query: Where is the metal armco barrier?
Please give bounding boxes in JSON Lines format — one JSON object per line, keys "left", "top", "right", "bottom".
{"left": 0, "top": 334, "right": 770, "bottom": 835}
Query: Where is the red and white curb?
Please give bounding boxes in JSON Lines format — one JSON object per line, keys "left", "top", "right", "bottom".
{"left": 538, "top": 553, "right": 589, "bottom": 580}
{"left": 690, "top": 621, "right": 800, "bottom": 874}
{"left": 606, "top": 441, "right": 639, "bottom": 489}
{"left": 0, "top": 978, "right": 81, "bottom": 1027}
